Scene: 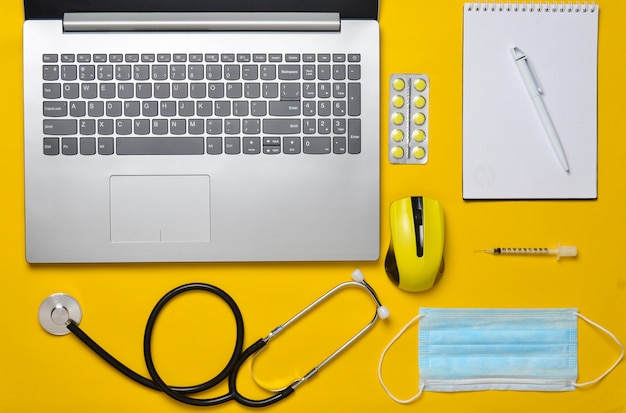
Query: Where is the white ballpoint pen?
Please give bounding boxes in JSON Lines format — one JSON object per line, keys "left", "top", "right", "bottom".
{"left": 511, "top": 47, "right": 569, "bottom": 172}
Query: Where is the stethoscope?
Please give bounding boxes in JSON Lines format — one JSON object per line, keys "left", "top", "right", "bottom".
{"left": 38, "top": 269, "right": 389, "bottom": 408}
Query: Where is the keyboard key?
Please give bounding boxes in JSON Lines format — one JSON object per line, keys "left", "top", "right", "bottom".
{"left": 115, "top": 65, "right": 131, "bottom": 80}
{"left": 141, "top": 54, "right": 156, "bottom": 62}
{"left": 206, "top": 137, "right": 222, "bottom": 154}
{"left": 80, "top": 137, "right": 96, "bottom": 155}
{"left": 80, "top": 83, "right": 97, "bottom": 99}
{"left": 79, "top": 65, "right": 95, "bottom": 80}
{"left": 253, "top": 54, "right": 267, "bottom": 62}
{"left": 207, "top": 65, "right": 222, "bottom": 80}
{"left": 43, "top": 119, "right": 76, "bottom": 135}
{"left": 188, "top": 65, "right": 205, "bottom": 80}
{"left": 280, "top": 83, "right": 300, "bottom": 100}
{"left": 43, "top": 54, "right": 58, "bottom": 63}
{"left": 224, "top": 65, "right": 240, "bottom": 80}
{"left": 157, "top": 54, "right": 171, "bottom": 62}
{"left": 348, "top": 83, "right": 361, "bottom": 116}
{"left": 61, "top": 137, "right": 78, "bottom": 155}
{"left": 348, "top": 65, "right": 361, "bottom": 80}
{"left": 61, "top": 65, "right": 77, "bottom": 81}
{"left": 98, "top": 65, "right": 114, "bottom": 80}
{"left": 134, "top": 65, "right": 150, "bottom": 80}
{"left": 69, "top": 101, "right": 86, "bottom": 117}
{"left": 43, "top": 83, "right": 61, "bottom": 99}
{"left": 43, "top": 65, "right": 59, "bottom": 81}
{"left": 318, "top": 65, "right": 331, "bottom": 80}
{"left": 333, "top": 137, "right": 347, "bottom": 154}
{"left": 243, "top": 137, "right": 261, "bottom": 154}
{"left": 303, "top": 137, "right": 331, "bottom": 154}
{"left": 260, "top": 65, "right": 276, "bottom": 80}
{"left": 43, "top": 137, "right": 59, "bottom": 155}
{"left": 98, "top": 137, "right": 114, "bottom": 155}
{"left": 80, "top": 119, "right": 96, "bottom": 135}
{"left": 224, "top": 137, "right": 240, "bottom": 154}
{"left": 348, "top": 118, "right": 361, "bottom": 154}
{"left": 43, "top": 101, "right": 67, "bottom": 117}
{"left": 333, "top": 65, "right": 346, "bottom": 80}
{"left": 278, "top": 65, "right": 301, "bottom": 80}
{"left": 283, "top": 137, "right": 301, "bottom": 154}
{"left": 152, "top": 65, "right": 168, "bottom": 80}
{"left": 237, "top": 54, "right": 251, "bottom": 62}
{"left": 206, "top": 119, "right": 222, "bottom": 134}
{"left": 263, "top": 119, "right": 300, "bottom": 134}
{"left": 269, "top": 101, "right": 300, "bottom": 116}
{"left": 98, "top": 119, "right": 114, "bottom": 135}
{"left": 117, "top": 137, "right": 204, "bottom": 155}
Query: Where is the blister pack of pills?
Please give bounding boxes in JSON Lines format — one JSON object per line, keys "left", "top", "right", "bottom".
{"left": 388, "top": 74, "right": 429, "bottom": 164}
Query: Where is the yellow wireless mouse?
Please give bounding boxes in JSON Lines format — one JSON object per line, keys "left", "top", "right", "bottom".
{"left": 385, "top": 196, "right": 444, "bottom": 292}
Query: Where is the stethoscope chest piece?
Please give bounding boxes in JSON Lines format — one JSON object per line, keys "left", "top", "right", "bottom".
{"left": 39, "top": 293, "right": 82, "bottom": 336}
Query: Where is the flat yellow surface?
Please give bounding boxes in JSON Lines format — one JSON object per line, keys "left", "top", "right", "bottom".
{"left": 3, "top": 1, "right": 626, "bottom": 411}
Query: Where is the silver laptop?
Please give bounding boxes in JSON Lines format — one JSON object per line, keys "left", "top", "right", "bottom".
{"left": 23, "top": 0, "right": 380, "bottom": 263}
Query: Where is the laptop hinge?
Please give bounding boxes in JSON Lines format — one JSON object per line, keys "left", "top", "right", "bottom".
{"left": 63, "top": 12, "right": 341, "bottom": 32}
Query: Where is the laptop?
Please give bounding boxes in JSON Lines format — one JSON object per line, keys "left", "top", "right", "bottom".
{"left": 23, "top": 0, "right": 380, "bottom": 263}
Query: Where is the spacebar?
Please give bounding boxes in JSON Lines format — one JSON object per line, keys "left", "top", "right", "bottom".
{"left": 117, "top": 137, "right": 204, "bottom": 155}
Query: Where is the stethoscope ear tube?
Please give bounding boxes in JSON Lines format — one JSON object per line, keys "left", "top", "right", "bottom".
{"left": 229, "top": 339, "right": 296, "bottom": 408}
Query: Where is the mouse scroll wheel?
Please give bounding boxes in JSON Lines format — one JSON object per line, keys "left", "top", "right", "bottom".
{"left": 411, "top": 197, "right": 424, "bottom": 257}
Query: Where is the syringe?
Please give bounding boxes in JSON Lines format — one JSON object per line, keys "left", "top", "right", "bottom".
{"left": 476, "top": 244, "right": 577, "bottom": 260}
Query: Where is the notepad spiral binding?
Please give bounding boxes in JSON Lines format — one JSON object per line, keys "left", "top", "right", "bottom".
{"left": 466, "top": 1, "right": 597, "bottom": 12}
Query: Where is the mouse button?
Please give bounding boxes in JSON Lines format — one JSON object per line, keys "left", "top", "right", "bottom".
{"left": 389, "top": 198, "right": 418, "bottom": 252}
{"left": 422, "top": 198, "right": 445, "bottom": 263}
{"left": 410, "top": 197, "right": 424, "bottom": 257}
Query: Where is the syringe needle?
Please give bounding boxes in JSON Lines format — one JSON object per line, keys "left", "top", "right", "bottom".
{"left": 474, "top": 248, "right": 496, "bottom": 254}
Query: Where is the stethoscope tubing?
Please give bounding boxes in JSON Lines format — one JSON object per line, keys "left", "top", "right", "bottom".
{"left": 65, "top": 282, "right": 295, "bottom": 407}
{"left": 58, "top": 272, "right": 386, "bottom": 408}
{"left": 142, "top": 282, "right": 245, "bottom": 406}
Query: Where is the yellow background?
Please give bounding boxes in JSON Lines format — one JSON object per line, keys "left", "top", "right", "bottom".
{"left": 2, "top": 0, "right": 626, "bottom": 411}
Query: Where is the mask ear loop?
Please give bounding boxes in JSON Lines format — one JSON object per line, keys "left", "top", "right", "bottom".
{"left": 572, "top": 312, "right": 625, "bottom": 388}
{"left": 378, "top": 314, "right": 425, "bottom": 403}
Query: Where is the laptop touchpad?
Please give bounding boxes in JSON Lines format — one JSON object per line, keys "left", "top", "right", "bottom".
{"left": 110, "top": 175, "right": 210, "bottom": 243}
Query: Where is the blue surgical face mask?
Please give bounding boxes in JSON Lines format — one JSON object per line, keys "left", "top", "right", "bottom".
{"left": 378, "top": 308, "right": 624, "bottom": 404}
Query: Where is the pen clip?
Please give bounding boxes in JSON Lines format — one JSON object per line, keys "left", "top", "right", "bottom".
{"left": 512, "top": 47, "right": 543, "bottom": 94}
{"left": 524, "top": 56, "right": 544, "bottom": 95}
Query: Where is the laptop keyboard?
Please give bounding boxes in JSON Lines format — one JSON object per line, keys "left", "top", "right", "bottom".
{"left": 40, "top": 52, "right": 362, "bottom": 156}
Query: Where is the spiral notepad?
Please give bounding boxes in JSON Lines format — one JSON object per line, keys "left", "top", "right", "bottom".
{"left": 462, "top": 1, "right": 599, "bottom": 199}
